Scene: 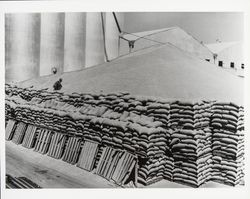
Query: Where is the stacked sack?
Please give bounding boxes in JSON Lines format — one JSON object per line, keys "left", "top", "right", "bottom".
{"left": 135, "top": 125, "right": 173, "bottom": 185}
{"left": 169, "top": 101, "right": 195, "bottom": 129}
{"left": 211, "top": 102, "right": 245, "bottom": 186}
{"left": 6, "top": 90, "right": 166, "bottom": 156}
{"left": 169, "top": 100, "right": 213, "bottom": 129}
{"left": 5, "top": 84, "right": 245, "bottom": 187}
{"left": 146, "top": 99, "right": 170, "bottom": 127}
{"left": 170, "top": 128, "right": 213, "bottom": 187}
{"left": 193, "top": 101, "right": 214, "bottom": 129}
{"left": 138, "top": 156, "right": 169, "bottom": 185}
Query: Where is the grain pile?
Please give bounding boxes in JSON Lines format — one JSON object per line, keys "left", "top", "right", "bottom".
{"left": 5, "top": 84, "right": 245, "bottom": 187}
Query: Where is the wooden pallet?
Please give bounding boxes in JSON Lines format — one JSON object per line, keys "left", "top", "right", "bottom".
{"left": 11, "top": 122, "right": 27, "bottom": 145}
{"left": 47, "top": 132, "right": 67, "bottom": 159}
{"left": 94, "top": 145, "right": 105, "bottom": 169}
{"left": 62, "top": 136, "right": 82, "bottom": 164}
{"left": 96, "top": 147, "right": 117, "bottom": 178}
{"left": 96, "top": 147, "right": 121, "bottom": 179}
{"left": 22, "top": 125, "right": 38, "bottom": 149}
{"left": 6, "top": 174, "right": 41, "bottom": 189}
{"left": 77, "top": 140, "right": 99, "bottom": 171}
{"left": 5, "top": 119, "right": 16, "bottom": 140}
{"left": 111, "top": 151, "right": 136, "bottom": 185}
{"left": 96, "top": 147, "right": 136, "bottom": 185}
{"left": 34, "top": 129, "right": 52, "bottom": 154}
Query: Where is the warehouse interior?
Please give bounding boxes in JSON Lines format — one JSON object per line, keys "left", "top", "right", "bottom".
{"left": 5, "top": 12, "right": 245, "bottom": 188}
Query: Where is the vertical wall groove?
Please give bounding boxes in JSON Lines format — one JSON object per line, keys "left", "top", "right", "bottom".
{"left": 5, "top": 12, "right": 125, "bottom": 82}
{"left": 64, "top": 12, "right": 86, "bottom": 72}
{"left": 5, "top": 13, "right": 41, "bottom": 82}
{"left": 40, "top": 13, "right": 65, "bottom": 76}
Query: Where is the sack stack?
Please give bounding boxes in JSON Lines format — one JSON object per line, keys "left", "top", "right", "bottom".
{"left": 135, "top": 126, "right": 173, "bottom": 185}
{"left": 138, "top": 156, "right": 172, "bottom": 186}
{"left": 5, "top": 84, "right": 245, "bottom": 187}
{"left": 193, "top": 101, "right": 214, "bottom": 129}
{"left": 169, "top": 101, "right": 195, "bottom": 129}
{"left": 146, "top": 101, "right": 170, "bottom": 127}
{"left": 170, "top": 128, "right": 213, "bottom": 187}
{"left": 211, "top": 102, "right": 245, "bottom": 186}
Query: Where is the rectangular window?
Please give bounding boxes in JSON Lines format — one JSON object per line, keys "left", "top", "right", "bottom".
{"left": 230, "top": 62, "right": 234, "bottom": 68}
{"left": 218, "top": 61, "right": 223, "bottom": 67}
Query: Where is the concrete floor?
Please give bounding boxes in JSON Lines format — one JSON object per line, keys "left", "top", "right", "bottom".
{"left": 6, "top": 141, "right": 116, "bottom": 188}
{"left": 6, "top": 141, "right": 231, "bottom": 189}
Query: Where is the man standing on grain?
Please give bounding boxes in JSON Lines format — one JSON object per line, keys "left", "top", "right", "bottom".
{"left": 53, "top": 78, "right": 63, "bottom": 91}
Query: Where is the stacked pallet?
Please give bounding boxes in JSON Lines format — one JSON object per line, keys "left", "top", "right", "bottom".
{"left": 11, "top": 122, "right": 27, "bottom": 145}
{"left": 5, "top": 119, "right": 16, "bottom": 140}
{"left": 77, "top": 140, "right": 99, "bottom": 171}
{"left": 211, "top": 102, "right": 245, "bottom": 186}
{"left": 6, "top": 174, "right": 42, "bottom": 189}
{"left": 34, "top": 129, "right": 53, "bottom": 154}
{"left": 111, "top": 151, "right": 136, "bottom": 185}
{"left": 96, "top": 147, "right": 122, "bottom": 179}
{"left": 95, "top": 147, "right": 136, "bottom": 185}
{"left": 47, "top": 132, "right": 67, "bottom": 159}
{"left": 62, "top": 136, "right": 83, "bottom": 164}
{"left": 94, "top": 145, "right": 105, "bottom": 169}
{"left": 22, "top": 125, "right": 38, "bottom": 148}
{"left": 170, "top": 128, "right": 213, "bottom": 187}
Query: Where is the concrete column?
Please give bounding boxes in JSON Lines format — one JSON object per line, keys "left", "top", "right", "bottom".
{"left": 85, "top": 12, "right": 105, "bottom": 67}
{"left": 105, "top": 12, "right": 124, "bottom": 60}
{"left": 64, "top": 13, "right": 86, "bottom": 72}
{"left": 5, "top": 13, "right": 41, "bottom": 82}
{"left": 40, "top": 13, "right": 65, "bottom": 76}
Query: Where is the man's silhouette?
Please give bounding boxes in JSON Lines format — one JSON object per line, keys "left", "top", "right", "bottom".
{"left": 53, "top": 78, "right": 62, "bottom": 91}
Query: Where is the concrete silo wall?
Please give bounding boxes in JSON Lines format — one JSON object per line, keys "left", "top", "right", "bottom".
{"left": 85, "top": 12, "right": 105, "bottom": 67}
{"left": 5, "top": 13, "right": 41, "bottom": 82}
{"left": 5, "top": 12, "right": 123, "bottom": 82}
{"left": 40, "top": 13, "right": 65, "bottom": 76}
{"left": 63, "top": 13, "right": 87, "bottom": 72}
